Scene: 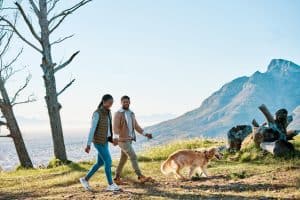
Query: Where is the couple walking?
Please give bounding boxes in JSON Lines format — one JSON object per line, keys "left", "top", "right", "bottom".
{"left": 80, "top": 94, "right": 153, "bottom": 192}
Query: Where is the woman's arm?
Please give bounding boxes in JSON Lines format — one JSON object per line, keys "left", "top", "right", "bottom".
{"left": 87, "top": 112, "right": 99, "bottom": 146}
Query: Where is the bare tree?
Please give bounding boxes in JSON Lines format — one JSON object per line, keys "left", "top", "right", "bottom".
{"left": 0, "top": 29, "right": 34, "bottom": 168}
{"left": 0, "top": 0, "right": 92, "bottom": 161}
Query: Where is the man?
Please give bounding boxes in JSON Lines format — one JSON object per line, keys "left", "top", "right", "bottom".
{"left": 113, "top": 95, "right": 153, "bottom": 184}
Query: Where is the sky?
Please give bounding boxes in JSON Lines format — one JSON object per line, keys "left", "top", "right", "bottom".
{"left": 1, "top": 0, "right": 300, "bottom": 136}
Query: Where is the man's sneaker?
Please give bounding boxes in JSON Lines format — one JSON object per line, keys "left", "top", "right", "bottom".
{"left": 79, "top": 177, "right": 92, "bottom": 191}
{"left": 138, "top": 175, "right": 154, "bottom": 183}
{"left": 114, "top": 177, "right": 128, "bottom": 185}
{"left": 106, "top": 183, "right": 121, "bottom": 192}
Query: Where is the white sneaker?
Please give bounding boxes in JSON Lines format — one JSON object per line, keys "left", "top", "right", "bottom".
{"left": 80, "top": 177, "right": 92, "bottom": 191}
{"left": 106, "top": 183, "right": 121, "bottom": 192}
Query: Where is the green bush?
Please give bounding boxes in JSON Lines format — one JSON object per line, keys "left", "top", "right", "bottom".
{"left": 240, "top": 152, "right": 251, "bottom": 162}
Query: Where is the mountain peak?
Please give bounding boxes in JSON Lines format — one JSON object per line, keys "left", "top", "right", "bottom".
{"left": 267, "top": 59, "right": 300, "bottom": 73}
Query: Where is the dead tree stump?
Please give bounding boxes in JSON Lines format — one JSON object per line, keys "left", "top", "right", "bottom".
{"left": 227, "top": 125, "right": 252, "bottom": 151}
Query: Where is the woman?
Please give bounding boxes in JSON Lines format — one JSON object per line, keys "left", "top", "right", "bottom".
{"left": 80, "top": 94, "right": 121, "bottom": 191}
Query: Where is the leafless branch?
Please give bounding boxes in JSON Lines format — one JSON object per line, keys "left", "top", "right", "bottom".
{"left": 50, "top": 34, "right": 74, "bottom": 45}
{"left": 3, "top": 66, "right": 26, "bottom": 83}
{"left": 0, "top": 17, "right": 42, "bottom": 53}
{"left": 0, "top": 134, "right": 11, "bottom": 138}
{"left": 57, "top": 78, "right": 75, "bottom": 96}
{"left": 0, "top": 121, "right": 6, "bottom": 126}
{"left": 0, "top": 49, "right": 23, "bottom": 72}
{"left": 54, "top": 51, "right": 79, "bottom": 73}
{"left": 259, "top": 104, "right": 275, "bottom": 125}
{"left": 15, "top": 2, "right": 41, "bottom": 43}
{"left": 28, "top": 0, "right": 40, "bottom": 16}
{"left": 10, "top": 74, "right": 32, "bottom": 105}
{"left": 12, "top": 94, "right": 36, "bottom": 107}
{"left": 1, "top": 7, "right": 18, "bottom": 10}
{"left": 47, "top": 0, "right": 60, "bottom": 14}
{"left": 0, "top": 31, "right": 13, "bottom": 58}
{"left": 49, "top": 0, "right": 92, "bottom": 33}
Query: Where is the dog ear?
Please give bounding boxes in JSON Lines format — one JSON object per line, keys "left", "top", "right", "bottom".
{"left": 206, "top": 148, "right": 216, "bottom": 158}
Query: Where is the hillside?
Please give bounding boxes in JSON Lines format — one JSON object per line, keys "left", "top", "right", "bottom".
{"left": 290, "top": 106, "right": 300, "bottom": 130}
{"left": 146, "top": 59, "right": 300, "bottom": 142}
{"left": 0, "top": 137, "right": 299, "bottom": 200}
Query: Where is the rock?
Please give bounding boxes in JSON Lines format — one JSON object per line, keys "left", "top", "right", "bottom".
{"left": 227, "top": 125, "right": 252, "bottom": 151}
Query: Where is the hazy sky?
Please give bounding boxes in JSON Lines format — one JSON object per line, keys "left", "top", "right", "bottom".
{"left": 2, "top": 0, "right": 300, "bottom": 135}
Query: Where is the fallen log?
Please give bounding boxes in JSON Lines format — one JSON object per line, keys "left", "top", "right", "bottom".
{"left": 259, "top": 104, "right": 275, "bottom": 125}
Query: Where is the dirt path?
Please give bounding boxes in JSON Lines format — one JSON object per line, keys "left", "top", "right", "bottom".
{"left": 1, "top": 166, "right": 298, "bottom": 200}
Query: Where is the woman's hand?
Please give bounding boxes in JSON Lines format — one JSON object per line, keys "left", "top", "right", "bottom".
{"left": 113, "top": 138, "right": 119, "bottom": 146}
{"left": 85, "top": 145, "right": 91, "bottom": 154}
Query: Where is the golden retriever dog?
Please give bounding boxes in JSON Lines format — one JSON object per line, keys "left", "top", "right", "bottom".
{"left": 161, "top": 147, "right": 223, "bottom": 180}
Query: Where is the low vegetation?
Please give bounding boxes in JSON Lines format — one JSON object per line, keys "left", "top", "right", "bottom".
{"left": 0, "top": 137, "right": 299, "bottom": 199}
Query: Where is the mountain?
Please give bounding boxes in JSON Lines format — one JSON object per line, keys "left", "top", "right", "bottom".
{"left": 145, "top": 59, "right": 300, "bottom": 142}
{"left": 290, "top": 106, "right": 300, "bottom": 130}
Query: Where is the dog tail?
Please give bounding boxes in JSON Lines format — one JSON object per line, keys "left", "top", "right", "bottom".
{"left": 161, "top": 159, "right": 172, "bottom": 175}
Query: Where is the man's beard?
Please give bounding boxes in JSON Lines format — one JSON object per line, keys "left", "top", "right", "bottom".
{"left": 122, "top": 105, "right": 129, "bottom": 110}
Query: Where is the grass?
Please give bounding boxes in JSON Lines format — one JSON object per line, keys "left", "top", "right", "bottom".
{"left": 0, "top": 137, "right": 299, "bottom": 200}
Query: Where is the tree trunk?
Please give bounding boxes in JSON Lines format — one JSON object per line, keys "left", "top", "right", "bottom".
{"left": 43, "top": 72, "right": 67, "bottom": 161}
{"left": 0, "top": 82, "right": 33, "bottom": 168}
{"left": 38, "top": 0, "right": 67, "bottom": 161}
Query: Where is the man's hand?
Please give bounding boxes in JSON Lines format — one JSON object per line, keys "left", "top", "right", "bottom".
{"left": 113, "top": 138, "right": 119, "bottom": 146}
{"left": 144, "top": 133, "right": 153, "bottom": 139}
{"left": 85, "top": 145, "right": 91, "bottom": 154}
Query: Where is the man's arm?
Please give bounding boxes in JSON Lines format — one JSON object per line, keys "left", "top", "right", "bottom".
{"left": 113, "top": 112, "right": 121, "bottom": 139}
{"left": 134, "top": 115, "right": 144, "bottom": 135}
{"left": 134, "top": 115, "right": 153, "bottom": 139}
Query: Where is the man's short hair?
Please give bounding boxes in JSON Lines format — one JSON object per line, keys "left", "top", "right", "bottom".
{"left": 121, "top": 95, "right": 130, "bottom": 101}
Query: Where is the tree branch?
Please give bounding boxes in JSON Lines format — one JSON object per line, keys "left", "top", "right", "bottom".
{"left": 57, "top": 79, "right": 75, "bottom": 97}
{"left": 47, "top": 0, "right": 60, "bottom": 15}
{"left": 252, "top": 119, "right": 259, "bottom": 127}
{"left": 0, "top": 134, "right": 11, "bottom": 138}
{"left": 28, "top": 0, "right": 40, "bottom": 17}
{"left": 0, "top": 31, "right": 13, "bottom": 59}
{"left": 10, "top": 74, "right": 32, "bottom": 105}
{"left": 12, "top": 94, "right": 36, "bottom": 107}
{"left": 49, "top": 0, "right": 92, "bottom": 33}
{"left": 0, "top": 17, "right": 42, "bottom": 53}
{"left": 0, "top": 49, "right": 23, "bottom": 73}
{"left": 54, "top": 51, "right": 79, "bottom": 73}
{"left": 258, "top": 104, "right": 275, "bottom": 125}
{"left": 15, "top": 2, "right": 41, "bottom": 43}
{"left": 50, "top": 34, "right": 74, "bottom": 45}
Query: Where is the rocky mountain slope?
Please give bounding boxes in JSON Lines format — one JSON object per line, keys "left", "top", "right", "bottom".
{"left": 146, "top": 59, "right": 300, "bottom": 141}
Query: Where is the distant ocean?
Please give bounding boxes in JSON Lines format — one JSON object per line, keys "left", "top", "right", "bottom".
{"left": 0, "top": 135, "right": 145, "bottom": 171}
